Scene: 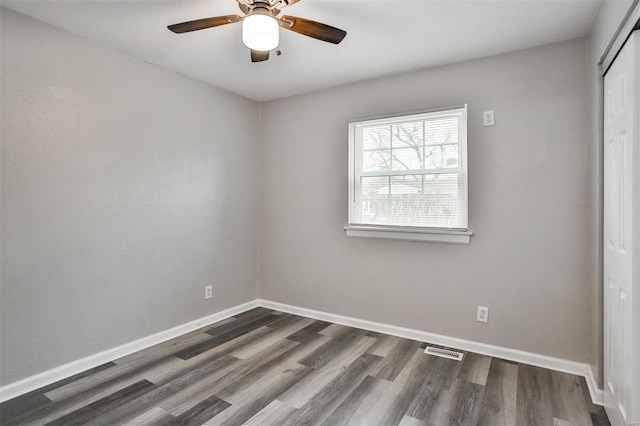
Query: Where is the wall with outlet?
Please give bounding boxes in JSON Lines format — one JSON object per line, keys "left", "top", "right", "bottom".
{"left": 1, "top": 6, "right": 605, "bottom": 389}
{"left": 260, "top": 38, "right": 591, "bottom": 364}
{"left": 0, "top": 9, "right": 260, "bottom": 386}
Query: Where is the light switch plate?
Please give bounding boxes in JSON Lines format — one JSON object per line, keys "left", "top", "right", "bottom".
{"left": 483, "top": 110, "right": 495, "bottom": 127}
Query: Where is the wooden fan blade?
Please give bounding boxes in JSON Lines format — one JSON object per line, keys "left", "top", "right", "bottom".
{"left": 251, "top": 50, "right": 270, "bottom": 63}
{"left": 168, "top": 15, "right": 241, "bottom": 33}
{"left": 279, "top": 15, "right": 346, "bottom": 44}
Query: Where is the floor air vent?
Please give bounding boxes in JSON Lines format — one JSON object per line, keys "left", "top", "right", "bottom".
{"left": 424, "top": 346, "right": 464, "bottom": 361}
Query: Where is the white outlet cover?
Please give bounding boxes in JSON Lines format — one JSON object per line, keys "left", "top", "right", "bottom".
{"left": 483, "top": 110, "right": 495, "bottom": 127}
{"left": 477, "top": 306, "right": 489, "bottom": 323}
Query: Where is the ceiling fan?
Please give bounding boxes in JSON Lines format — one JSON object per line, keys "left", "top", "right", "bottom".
{"left": 167, "top": 0, "right": 347, "bottom": 63}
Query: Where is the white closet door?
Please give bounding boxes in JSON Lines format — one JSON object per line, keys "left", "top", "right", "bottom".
{"left": 603, "top": 30, "right": 639, "bottom": 426}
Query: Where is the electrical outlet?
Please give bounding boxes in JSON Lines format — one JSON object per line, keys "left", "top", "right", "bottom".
{"left": 483, "top": 110, "right": 495, "bottom": 127}
{"left": 205, "top": 285, "right": 213, "bottom": 300}
{"left": 477, "top": 306, "right": 489, "bottom": 323}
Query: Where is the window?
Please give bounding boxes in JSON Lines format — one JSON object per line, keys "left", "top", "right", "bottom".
{"left": 346, "top": 105, "right": 471, "bottom": 244}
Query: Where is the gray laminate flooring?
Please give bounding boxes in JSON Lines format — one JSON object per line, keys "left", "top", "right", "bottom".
{"left": 0, "top": 308, "right": 609, "bottom": 425}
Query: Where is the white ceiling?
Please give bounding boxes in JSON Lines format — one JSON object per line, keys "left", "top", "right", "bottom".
{"left": 1, "top": 0, "right": 600, "bottom": 102}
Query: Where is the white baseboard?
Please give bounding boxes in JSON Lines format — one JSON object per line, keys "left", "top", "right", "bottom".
{"left": 585, "top": 364, "right": 604, "bottom": 405}
{"left": 257, "top": 299, "right": 604, "bottom": 406}
{"left": 1, "top": 298, "right": 604, "bottom": 407}
{"left": 0, "top": 300, "right": 258, "bottom": 403}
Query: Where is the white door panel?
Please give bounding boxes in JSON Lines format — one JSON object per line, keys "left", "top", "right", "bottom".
{"left": 604, "top": 30, "right": 639, "bottom": 426}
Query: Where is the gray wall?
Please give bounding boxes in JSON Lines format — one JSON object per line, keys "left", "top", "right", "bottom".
{"left": 587, "top": 0, "right": 635, "bottom": 388}
{"left": 260, "top": 38, "right": 592, "bottom": 363}
{"left": 2, "top": 3, "right": 624, "bottom": 389}
{"left": 0, "top": 8, "right": 260, "bottom": 385}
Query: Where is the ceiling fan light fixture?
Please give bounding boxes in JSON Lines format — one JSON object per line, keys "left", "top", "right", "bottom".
{"left": 242, "top": 9, "right": 279, "bottom": 52}
{"left": 167, "top": 0, "right": 347, "bottom": 63}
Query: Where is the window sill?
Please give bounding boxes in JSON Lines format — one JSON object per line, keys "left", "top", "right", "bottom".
{"left": 344, "top": 225, "right": 472, "bottom": 244}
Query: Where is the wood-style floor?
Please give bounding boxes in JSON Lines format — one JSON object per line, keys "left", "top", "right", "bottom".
{"left": 0, "top": 307, "right": 609, "bottom": 426}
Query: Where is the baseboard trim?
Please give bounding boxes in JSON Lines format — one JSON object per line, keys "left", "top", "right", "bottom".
{"left": 1, "top": 298, "right": 605, "bottom": 407}
{"left": 257, "top": 299, "right": 604, "bottom": 406}
{"left": 585, "top": 364, "right": 605, "bottom": 405}
{"left": 0, "top": 300, "right": 258, "bottom": 403}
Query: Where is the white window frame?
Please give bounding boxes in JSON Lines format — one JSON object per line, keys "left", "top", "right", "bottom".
{"left": 345, "top": 104, "right": 472, "bottom": 244}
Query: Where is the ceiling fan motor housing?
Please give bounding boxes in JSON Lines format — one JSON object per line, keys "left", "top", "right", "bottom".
{"left": 247, "top": 2, "right": 273, "bottom": 16}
